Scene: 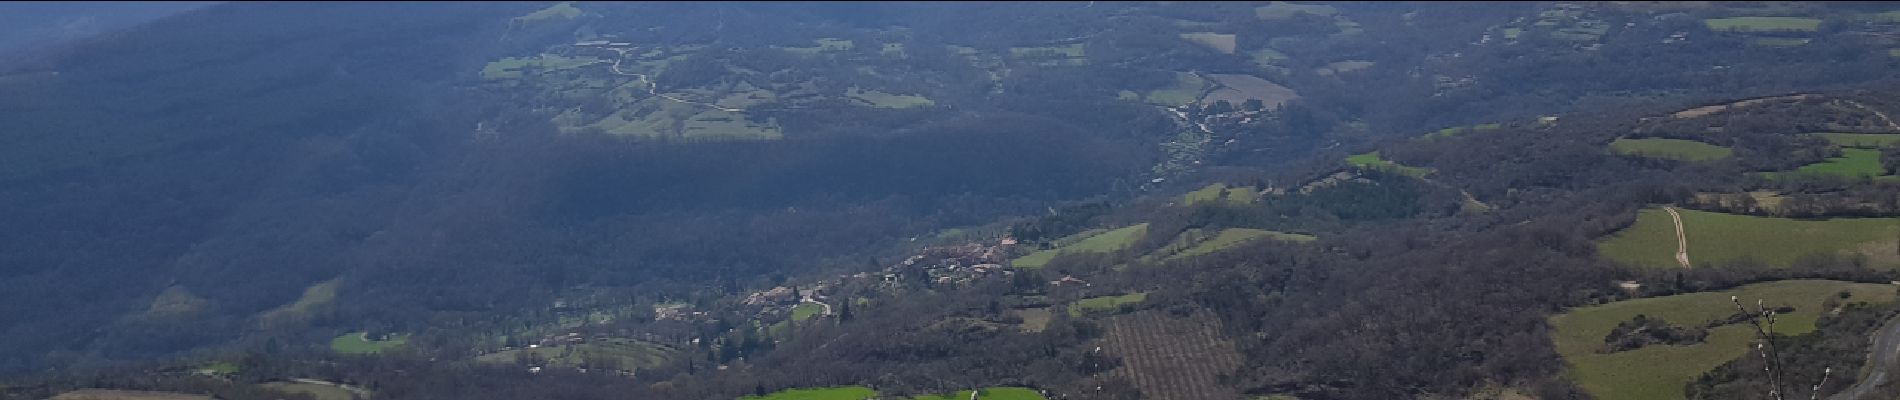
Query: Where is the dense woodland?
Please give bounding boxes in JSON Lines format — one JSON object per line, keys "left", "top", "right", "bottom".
{"left": 12, "top": 2, "right": 1900, "bottom": 400}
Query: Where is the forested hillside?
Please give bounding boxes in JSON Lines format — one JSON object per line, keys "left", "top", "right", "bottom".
{"left": 9, "top": 2, "right": 1900, "bottom": 400}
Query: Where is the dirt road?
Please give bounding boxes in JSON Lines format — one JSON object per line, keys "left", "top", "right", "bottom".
{"left": 1664, "top": 206, "right": 1690, "bottom": 268}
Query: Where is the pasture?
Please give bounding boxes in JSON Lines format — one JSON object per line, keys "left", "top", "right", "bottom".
{"left": 1255, "top": 1, "right": 1337, "bottom": 20}
{"left": 1703, "top": 16, "right": 1822, "bottom": 32}
{"left": 1180, "top": 183, "right": 1256, "bottom": 205}
{"left": 1345, "top": 151, "right": 1433, "bottom": 177}
{"left": 1790, "top": 148, "right": 1890, "bottom": 178}
{"left": 1070, "top": 292, "right": 1148, "bottom": 317}
{"left": 1609, "top": 138, "right": 1733, "bottom": 161}
{"left": 1596, "top": 207, "right": 1900, "bottom": 269}
{"left": 846, "top": 87, "right": 934, "bottom": 108}
{"left": 1141, "top": 72, "right": 1208, "bottom": 107}
{"left": 1550, "top": 280, "right": 1896, "bottom": 400}
{"left": 791, "top": 303, "right": 823, "bottom": 321}
{"left": 1203, "top": 74, "right": 1300, "bottom": 109}
{"left": 330, "top": 332, "right": 408, "bottom": 355}
{"left": 1249, "top": 48, "right": 1288, "bottom": 66}
{"left": 740, "top": 386, "right": 877, "bottom": 400}
{"left": 1151, "top": 228, "right": 1313, "bottom": 262}
{"left": 1179, "top": 32, "right": 1238, "bottom": 54}
{"left": 1013, "top": 223, "right": 1150, "bottom": 269}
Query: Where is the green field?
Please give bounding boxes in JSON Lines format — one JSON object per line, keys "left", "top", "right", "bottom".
{"left": 1179, "top": 32, "right": 1237, "bottom": 54}
{"left": 1009, "top": 44, "right": 1084, "bottom": 58}
{"left": 514, "top": 2, "right": 581, "bottom": 23}
{"left": 330, "top": 332, "right": 408, "bottom": 355}
{"left": 1013, "top": 223, "right": 1150, "bottom": 269}
{"left": 1167, "top": 229, "right": 1314, "bottom": 260}
{"left": 1792, "top": 148, "right": 1890, "bottom": 178}
{"left": 912, "top": 387, "right": 1045, "bottom": 400}
{"left": 791, "top": 303, "right": 823, "bottom": 321}
{"left": 1597, "top": 207, "right": 1900, "bottom": 269}
{"left": 1703, "top": 16, "right": 1822, "bottom": 32}
{"left": 1609, "top": 138, "right": 1733, "bottom": 161}
{"left": 1551, "top": 280, "right": 1897, "bottom": 400}
{"left": 1142, "top": 72, "right": 1208, "bottom": 107}
{"left": 1255, "top": 1, "right": 1337, "bottom": 20}
{"left": 1249, "top": 48, "right": 1289, "bottom": 66}
{"left": 740, "top": 386, "right": 877, "bottom": 400}
{"left": 1071, "top": 292, "right": 1148, "bottom": 317}
{"left": 1181, "top": 183, "right": 1255, "bottom": 205}
{"left": 1817, "top": 132, "right": 1900, "bottom": 148}
{"left": 1344, "top": 151, "right": 1433, "bottom": 177}
{"left": 197, "top": 361, "right": 240, "bottom": 374}
{"left": 1151, "top": 228, "right": 1313, "bottom": 262}
{"left": 260, "top": 382, "right": 355, "bottom": 400}
{"left": 846, "top": 87, "right": 934, "bottom": 108}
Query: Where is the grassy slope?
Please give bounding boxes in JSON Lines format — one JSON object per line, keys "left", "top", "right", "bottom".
{"left": 1609, "top": 138, "right": 1733, "bottom": 161}
{"left": 1144, "top": 72, "right": 1207, "bottom": 107}
{"left": 1162, "top": 228, "right": 1314, "bottom": 261}
{"left": 1794, "top": 148, "right": 1887, "bottom": 177}
{"left": 1597, "top": 208, "right": 1900, "bottom": 269}
{"left": 330, "top": 332, "right": 408, "bottom": 355}
{"left": 1345, "top": 151, "right": 1434, "bottom": 177}
{"left": 1013, "top": 224, "right": 1150, "bottom": 269}
{"left": 1703, "top": 16, "right": 1822, "bottom": 32}
{"left": 1551, "top": 280, "right": 1896, "bottom": 400}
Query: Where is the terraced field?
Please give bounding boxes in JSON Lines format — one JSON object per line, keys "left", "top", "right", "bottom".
{"left": 1551, "top": 280, "right": 1897, "bottom": 400}
{"left": 1097, "top": 310, "right": 1244, "bottom": 400}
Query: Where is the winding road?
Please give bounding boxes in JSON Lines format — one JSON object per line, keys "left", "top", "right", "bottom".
{"left": 1829, "top": 314, "right": 1900, "bottom": 400}
{"left": 1843, "top": 99, "right": 1900, "bottom": 132}
{"left": 1664, "top": 206, "right": 1691, "bottom": 268}
{"left": 607, "top": 48, "right": 743, "bottom": 112}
